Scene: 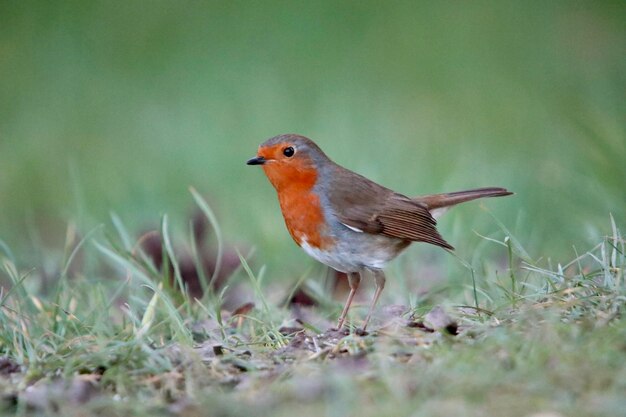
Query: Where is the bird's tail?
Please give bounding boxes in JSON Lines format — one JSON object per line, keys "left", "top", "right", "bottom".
{"left": 415, "top": 187, "right": 513, "bottom": 210}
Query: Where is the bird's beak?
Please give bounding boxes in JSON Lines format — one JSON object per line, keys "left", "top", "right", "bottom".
{"left": 246, "top": 156, "right": 266, "bottom": 165}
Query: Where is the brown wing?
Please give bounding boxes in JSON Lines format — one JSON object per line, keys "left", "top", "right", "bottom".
{"left": 326, "top": 166, "right": 454, "bottom": 250}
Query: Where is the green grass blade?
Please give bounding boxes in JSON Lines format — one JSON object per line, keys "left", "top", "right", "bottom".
{"left": 189, "top": 187, "right": 223, "bottom": 289}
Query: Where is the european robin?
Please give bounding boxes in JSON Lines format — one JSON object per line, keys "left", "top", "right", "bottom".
{"left": 247, "top": 134, "right": 512, "bottom": 331}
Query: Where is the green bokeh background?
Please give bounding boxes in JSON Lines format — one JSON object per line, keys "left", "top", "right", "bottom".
{"left": 1, "top": 1, "right": 624, "bottom": 274}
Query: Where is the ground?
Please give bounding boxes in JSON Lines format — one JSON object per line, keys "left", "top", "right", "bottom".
{"left": 0, "top": 201, "right": 623, "bottom": 417}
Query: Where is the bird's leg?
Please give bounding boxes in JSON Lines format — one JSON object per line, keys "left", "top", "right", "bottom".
{"left": 336, "top": 272, "right": 361, "bottom": 330}
{"left": 362, "top": 269, "right": 386, "bottom": 331}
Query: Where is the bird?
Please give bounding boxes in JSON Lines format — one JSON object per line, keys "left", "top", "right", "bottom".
{"left": 247, "top": 134, "right": 512, "bottom": 331}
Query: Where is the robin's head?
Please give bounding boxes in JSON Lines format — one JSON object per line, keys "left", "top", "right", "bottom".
{"left": 247, "top": 134, "right": 330, "bottom": 191}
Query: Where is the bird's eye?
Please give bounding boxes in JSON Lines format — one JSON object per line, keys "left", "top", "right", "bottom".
{"left": 283, "top": 146, "right": 295, "bottom": 157}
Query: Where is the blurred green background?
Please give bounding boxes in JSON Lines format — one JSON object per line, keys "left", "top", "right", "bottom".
{"left": 1, "top": 0, "right": 624, "bottom": 275}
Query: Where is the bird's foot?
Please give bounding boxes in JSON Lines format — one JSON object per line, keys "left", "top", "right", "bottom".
{"left": 355, "top": 327, "right": 369, "bottom": 336}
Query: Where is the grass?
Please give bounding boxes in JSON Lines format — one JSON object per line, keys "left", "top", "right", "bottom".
{"left": 0, "top": 193, "right": 624, "bottom": 417}
{"left": 1, "top": 1, "right": 625, "bottom": 267}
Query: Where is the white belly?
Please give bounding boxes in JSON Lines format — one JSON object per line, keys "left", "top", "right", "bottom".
{"left": 299, "top": 233, "right": 408, "bottom": 273}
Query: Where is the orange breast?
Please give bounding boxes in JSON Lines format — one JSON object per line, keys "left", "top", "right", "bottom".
{"left": 278, "top": 187, "right": 332, "bottom": 249}
{"left": 263, "top": 162, "right": 333, "bottom": 250}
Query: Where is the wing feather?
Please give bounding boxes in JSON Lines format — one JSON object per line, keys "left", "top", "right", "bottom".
{"left": 325, "top": 166, "right": 454, "bottom": 250}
